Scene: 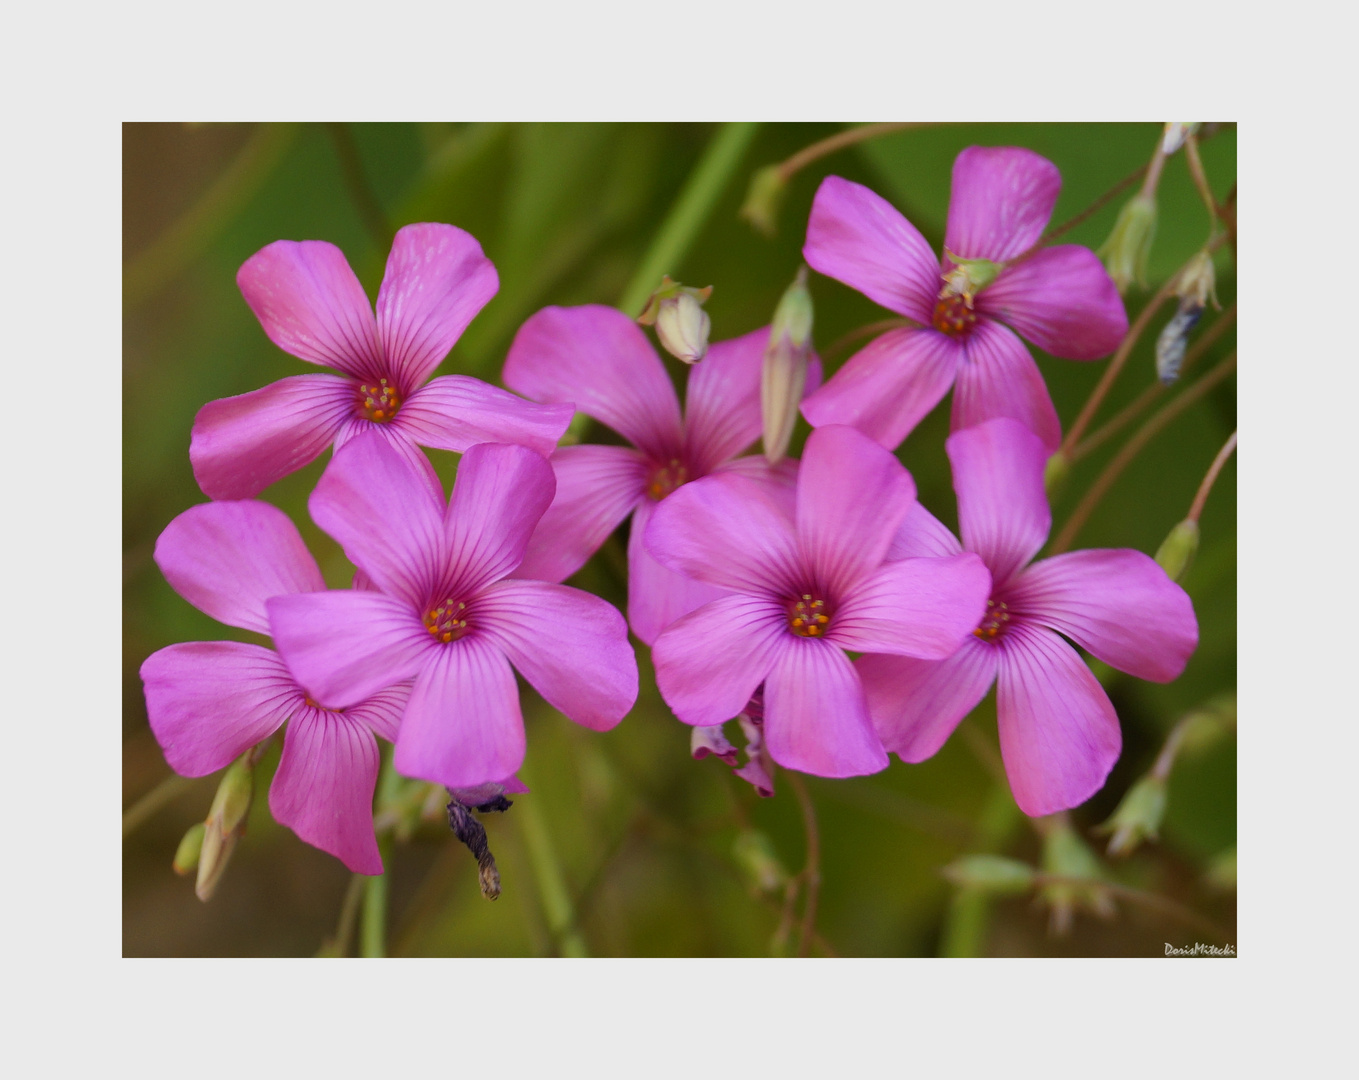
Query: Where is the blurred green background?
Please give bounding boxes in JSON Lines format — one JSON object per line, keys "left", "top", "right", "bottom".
{"left": 123, "top": 122, "right": 1235, "bottom": 957}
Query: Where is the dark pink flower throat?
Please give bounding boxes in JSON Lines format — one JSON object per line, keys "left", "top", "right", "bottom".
{"left": 787, "top": 591, "right": 834, "bottom": 637}
{"left": 647, "top": 458, "right": 689, "bottom": 501}
{"left": 356, "top": 377, "right": 402, "bottom": 423}
{"left": 424, "top": 597, "right": 471, "bottom": 643}
{"left": 973, "top": 598, "right": 1011, "bottom": 642}
{"left": 932, "top": 292, "right": 977, "bottom": 337}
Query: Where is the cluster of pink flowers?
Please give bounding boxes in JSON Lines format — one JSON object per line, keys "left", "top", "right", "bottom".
{"left": 142, "top": 146, "right": 1198, "bottom": 879}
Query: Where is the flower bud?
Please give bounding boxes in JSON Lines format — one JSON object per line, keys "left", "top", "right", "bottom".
{"left": 195, "top": 755, "right": 255, "bottom": 901}
{"left": 1175, "top": 692, "right": 1236, "bottom": 755}
{"left": 741, "top": 164, "right": 788, "bottom": 238}
{"left": 1156, "top": 251, "right": 1217, "bottom": 384}
{"left": 941, "top": 855, "right": 1036, "bottom": 895}
{"left": 762, "top": 266, "right": 814, "bottom": 463}
{"left": 1155, "top": 518, "right": 1200, "bottom": 582}
{"left": 732, "top": 829, "right": 790, "bottom": 895}
{"left": 1096, "top": 774, "right": 1168, "bottom": 858}
{"left": 173, "top": 822, "right": 205, "bottom": 876}
{"left": 1161, "top": 122, "right": 1199, "bottom": 156}
{"left": 1204, "top": 845, "right": 1236, "bottom": 891}
{"left": 1040, "top": 818, "right": 1114, "bottom": 934}
{"left": 637, "top": 276, "right": 713, "bottom": 364}
{"left": 1098, "top": 192, "right": 1157, "bottom": 294}
{"left": 1043, "top": 449, "right": 1069, "bottom": 498}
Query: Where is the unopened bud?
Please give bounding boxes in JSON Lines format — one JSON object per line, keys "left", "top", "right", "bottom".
{"left": 1040, "top": 818, "right": 1114, "bottom": 935}
{"left": 1161, "top": 122, "right": 1200, "bottom": 156}
{"left": 195, "top": 755, "right": 255, "bottom": 901}
{"left": 1176, "top": 693, "right": 1236, "bottom": 756}
{"left": 1043, "top": 450, "right": 1069, "bottom": 498}
{"left": 637, "top": 276, "right": 713, "bottom": 364}
{"left": 1156, "top": 251, "right": 1218, "bottom": 384}
{"left": 1098, "top": 192, "right": 1157, "bottom": 294}
{"left": 741, "top": 164, "right": 788, "bottom": 238}
{"left": 1203, "top": 845, "right": 1236, "bottom": 891}
{"left": 762, "top": 266, "right": 814, "bottom": 463}
{"left": 732, "top": 829, "right": 790, "bottom": 894}
{"left": 173, "top": 822, "right": 205, "bottom": 876}
{"left": 1096, "top": 774, "right": 1168, "bottom": 858}
{"left": 1155, "top": 519, "right": 1200, "bottom": 582}
{"left": 941, "top": 854, "right": 1036, "bottom": 894}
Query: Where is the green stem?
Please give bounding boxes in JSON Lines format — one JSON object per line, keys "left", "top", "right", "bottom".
{"left": 326, "top": 122, "right": 394, "bottom": 250}
{"left": 617, "top": 122, "right": 760, "bottom": 317}
{"left": 361, "top": 855, "right": 389, "bottom": 958}
{"left": 122, "top": 773, "right": 196, "bottom": 838}
{"left": 517, "top": 778, "right": 589, "bottom": 957}
{"left": 938, "top": 785, "right": 1021, "bottom": 957}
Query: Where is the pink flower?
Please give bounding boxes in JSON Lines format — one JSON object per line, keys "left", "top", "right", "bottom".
{"left": 800, "top": 148, "right": 1128, "bottom": 451}
{"left": 644, "top": 424, "right": 991, "bottom": 778}
{"left": 139, "top": 500, "right": 410, "bottom": 874}
{"left": 857, "top": 418, "right": 1199, "bottom": 816}
{"left": 502, "top": 305, "right": 821, "bottom": 644}
{"left": 266, "top": 432, "right": 639, "bottom": 788}
{"left": 192, "top": 223, "right": 573, "bottom": 499}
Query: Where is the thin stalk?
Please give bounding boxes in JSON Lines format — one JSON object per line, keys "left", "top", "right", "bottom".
{"left": 326, "top": 123, "right": 393, "bottom": 251}
{"left": 122, "top": 774, "right": 196, "bottom": 838}
{"left": 786, "top": 772, "right": 822, "bottom": 958}
{"left": 1183, "top": 134, "right": 1221, "bottom": 236}
{"left": 325, "top": 873, "right": 366, "bottom": 957}
{"left": 1006, "top": 163, "right": 1149, "bottom": 275}
{"left": 517, "top": 785, "right": 589, "bottom": 957}
{"left": 124, "top": 122, "right": 298, "bottom": 307}
{"left": 617, "top": 122, "right": 760, "bottom": 316}
{"left": 1061, "top": 233, "right": 1231, "bottom": 458}
{"left": 1187, "top": 431, "right": 1237, "bottom": 524}
{"left": 1072, "top": 303, "right": 1236, "bottom": 462}
{"left": 1050, "top": 352, "right": 1237, "bottom": 554}
{"left": 775, "top": 123, "right": 933, "bottom": 182}
{"left": 822, "top": 317, "right": 913, "bottom": 364}
{"left": 360, "top": 856, "right": 389, "bottom": 958}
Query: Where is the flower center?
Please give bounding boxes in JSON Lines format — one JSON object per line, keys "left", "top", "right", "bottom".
{"left": 973, "top": 599, "right": 1011, "bottom": 641}
{"left": 647, "top": 458, "right": 689, "bottom": 501}
{"left": 356, "top": 377, "right": 402, "bottom": 423}
{"left": 932, "top": 291, "right": 977, "bottom": 337}
{"left": 787, "top": 593, "right": 834, "bottom": 637}
{"left": 423, "top": 598, "right": 470, "bottom": 643}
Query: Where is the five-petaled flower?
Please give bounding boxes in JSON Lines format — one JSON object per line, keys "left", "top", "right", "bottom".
{"left": 191, "top": 223, "right": 573, "bottom": 499}
{"left": 800, "top": 147, "right": 1128, "bottom": 452}
{"left": 857, "top": 418, "right": 1199, "bottom": 816}
{"left": 266, "top": 431, "right": 640, "bottom": 789}
{"left": 644, "top": 423, "right": 990, "bottom": 777}
{"left": 502, "top": 304, "right": 821, "bottom": 644}
{"left": 139, "top": 500, "right": 411, "bottom": 874}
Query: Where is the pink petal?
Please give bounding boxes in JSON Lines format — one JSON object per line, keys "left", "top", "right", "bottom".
{"left": 375, "top": 223, "right": 499, "bottom": 391}
{"left": 946, "top": 416, "right": 1052, "bottom": 587}
{"left": 237, "top": 239, "right": 383, "bottom": 380}
{"left": 944, "top": 147, "right": 1060, "bottom": 262}
{"left": 393, "top": 636, "right": 525, "bottom": 788}
{"left": 269, "top": 707, "right": 384, "bottom": 874}
{"left": 394, "top": 375, "right": 572, "bottom": 457}
{"left": 996, "top": 623, "right": 1121, "bottom": 817}
{"left": 332, "top": 419, "right": 447, "bottom": 502}
{"left": 140, "top": 642, "right": 293, "bottom": 776}
{"left": 626, "top": 496, "right": 731, "bottom": 645}
{"left": 473, "top": 579, "right": 638, "bottom": 730}
{"left": 683, "top": 328, "right": 823, "bottom": 473}
{"left": 762, "top": 637, "right": 889, "bottom": 777}
{"left": 266, "top": 590, "right": 432, "bottom": 710}
{"left": 710, "top": 454, "right": 800, "bottom": 519}
{"left": 979, "top": 245, "right": 1127, "bottom": 360}
{"left": 796, "top": 424, "right": 917, "bottom": 595}
{"left": 502, "top": 305, "right": 684, "bottom": 461}
{"left": 309, "top": 431, "right": 447, "bottom": 608}
{"left": 643, "top": 471, "right": 802, "bottom": 597}
{"left": 190, "top": 374, "right": 354, "bottom": 500}
{"left": 346, "top": 681, "right": 414, "bottom": 742}
{"left": 154, "top": 501, "right": 325, "bottom": 635}
{"left": 652, "top": 595, "right": 789, "bottom": 726}
{"left": 802, "top": 175, "right": 938, "bottom": 323}
{"left": 514, "top": 445, "right": 647, "bottom": 583}
{"left": 443, "top": 442, "right": 556, "bottom": 595}
{"left": 858, "top": 640, "right": 999, "bottom": 762}
{"left": 800, "top": 327, "right": 960, "bottom": 451}
{"left": 829, "top": 553, "right": 990, "bottom": 659}
{"left": 886, "top": 501, "right": 964, "bottom": 561}
{"left": 951, "top": 319, "right": 1061, "bottom": 453}
{"left": 1005, "top": 550, "right": 1198, "bottom": 682}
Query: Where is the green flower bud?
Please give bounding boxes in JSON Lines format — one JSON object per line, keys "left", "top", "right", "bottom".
{"left": 740, "top": 165, "right": 787, "bottom": 238}
{"left": 173, "top": 822, "right": 206, "bottom": 876}
{"left": 1155, "top": 519, "right": 1200, "bottom": 582}
{"left": 195, "top": 754, "right": 255, "bottom": 901}
{"left": 732, "top": 829, "right": 790, "bottom": 895}
{"left": 1176, "top": 693, "right": 1236, "bottom": 756}
{"left": 1096, "top": 774, "right": 1168, "bottom": 858}
{"left": 1204, "top": 845, "right": 1236, "bottom": 891}
{"left": 762, "top": 267, "right": 814, "bottom": 463}
{"left": 1043, "top": 450, "right": 1069, "bottom": 498}
{"left": 941, "top": 855, "right": 1037, "bottom": 895}
{"left": 1040, "top": 818, "right": 1114, "bottom": 934}
{"left": 1099, "top": 192, "right": 1157, "bottom": 294}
